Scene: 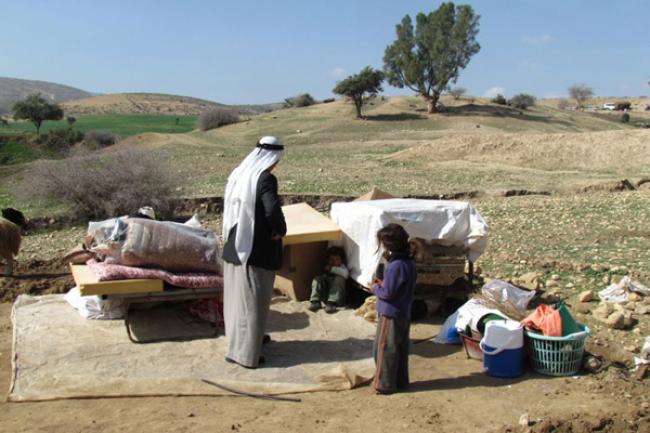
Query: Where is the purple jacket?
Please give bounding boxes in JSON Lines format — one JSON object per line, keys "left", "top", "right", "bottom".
{"left": 373, "top": 252, "right": 416, "bottom": 319}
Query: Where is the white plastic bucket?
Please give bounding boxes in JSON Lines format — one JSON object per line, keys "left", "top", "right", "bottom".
{"left": 479, "top": 320, "right": 524, "bottom": 378}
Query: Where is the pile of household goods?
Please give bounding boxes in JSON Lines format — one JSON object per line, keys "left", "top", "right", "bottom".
{"left": 437, "top": 279, "right": 590, "bottom": 378}
{"left": 64, "top": 215, "right": 224, "bottom": 323}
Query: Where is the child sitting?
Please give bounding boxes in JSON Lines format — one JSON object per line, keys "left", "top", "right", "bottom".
{"left": 309, "top": 246, "right": 349, "bottom": 314}
{"left": 368, "top": 223, "right": 416, "bottom": 394}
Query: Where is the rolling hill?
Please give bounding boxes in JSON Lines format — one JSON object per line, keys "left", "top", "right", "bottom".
{"left": 62, "top": 93, "right": 281, "bottom": 116}
{"left": 0, "top": 77, "right": 92, "bottom": 115}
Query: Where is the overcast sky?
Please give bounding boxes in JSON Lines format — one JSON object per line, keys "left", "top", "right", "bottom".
{"left": 1, "top": 0, "right": 649, "bottom": 104}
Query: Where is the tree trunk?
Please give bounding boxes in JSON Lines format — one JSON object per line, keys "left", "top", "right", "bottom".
{"left": 35, "top": 120, "right": 42, "bottom": 135}
{"left": 426, "top": 93, "right": 440, "bottom": 114}
{"left": 354, "top": 97, "right": 363, "bottom": 119}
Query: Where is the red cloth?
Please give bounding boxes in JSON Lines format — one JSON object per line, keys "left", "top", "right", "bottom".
{"left": 521, "top": 304, "right": 562, "bottom": 337}
{"left": 87, "top": 259, "right": 223, "bottom": 290}
{"left": 189, "top": 296, "right": 224, "bottom": 325}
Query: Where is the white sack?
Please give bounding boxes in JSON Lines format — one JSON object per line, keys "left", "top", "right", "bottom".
{"left": 599, "top": 276, "right": 650, "bottom": 303}
{"left": 330, "top": 199, "right": 489, "bottom": 287}
{"left": 64, "top": 287, "right": 124, "bottom": 320}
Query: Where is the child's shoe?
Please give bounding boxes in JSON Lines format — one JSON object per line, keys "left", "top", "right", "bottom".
{"left": 308, "top": 301, "right": 321, "bottom": 312}
{"left": 324, "top": 302, "right": 337, "bottom": 314}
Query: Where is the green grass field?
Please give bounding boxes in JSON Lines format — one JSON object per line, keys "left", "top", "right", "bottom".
{"left": 2, "top": 114, "right": 197, "bottom": 137}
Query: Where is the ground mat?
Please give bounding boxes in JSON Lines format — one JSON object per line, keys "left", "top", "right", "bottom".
{"left": 8, "top": 295, "right": 375, "bottom": 402}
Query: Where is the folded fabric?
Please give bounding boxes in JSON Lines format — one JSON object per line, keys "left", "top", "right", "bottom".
{"left": 87, "top": 259, "right": 223, "bottom": 290}
{"left": 521, "top": 304, "right": 562, "bottom": 337}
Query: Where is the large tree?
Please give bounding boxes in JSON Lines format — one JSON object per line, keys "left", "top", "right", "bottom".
{"left": 13, "top": 93, "right": 64, "bottom": 134}
{"left": 383, "top": 2, "right": 480, "bottom": 113}
{"left": 333, "top": 66, "right": 384, "bottom": 119}
{"left": 568, "top": 84, "right": 593, "bottom": 109}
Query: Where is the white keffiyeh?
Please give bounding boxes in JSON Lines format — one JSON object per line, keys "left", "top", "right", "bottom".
{"left": 222, "top": 136, "right": 284, "bottom": 265}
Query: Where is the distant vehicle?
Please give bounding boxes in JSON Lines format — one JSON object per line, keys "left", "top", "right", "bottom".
{"left": 603, "top": 103, "right": 616, "bottom": 110}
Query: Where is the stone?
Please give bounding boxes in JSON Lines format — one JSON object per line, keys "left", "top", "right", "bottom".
{"left": 518, "top": 413, "right": 530, "bottom": 427}
{"left": 546, "top": 279, "right": 559, "bottom": 288}
{"left": 574, "top": 302, "right": 592, "bottom": 314}
{"left": 622, "top": 313, "right": 637, "bottom": 328}
{"left": 625, "top": 302, "right": 637, "bottom": 311}
{"left": 578, "top": 290, "right": 594, "bottom": 302}
{"left": 642, "top": 402, "right": 650, "bottom": 410}
{"left": 565, "top": 283, "right": 575, "bottom": 289}
{"left": 628, "top": 293, "right": 641, "bottom": 302}
{"left": 516, "top": 272, "right": 542, "bottom": 290}
{"left": 624, "top": 344, "right": 640, "bottom": 353}
{"left": 551, "top": 274, "right": 561, "bottom": 281}
{"left": 594, "top": 303, "right": 613, "bottom": 320}
{"left": 635, "top": 305, "right": 649, "bottom": 315}
{"left": 583, "top": 355, "right": 602, "bottom": 373}
{"left": 605, "top": 312, "right": 625, "bottom": 329}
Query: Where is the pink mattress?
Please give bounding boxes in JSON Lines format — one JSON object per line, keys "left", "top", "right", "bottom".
{"left": 87, "top": 259, "right": 223, "bottom": 290}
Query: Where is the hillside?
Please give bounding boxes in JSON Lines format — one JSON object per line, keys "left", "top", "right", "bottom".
{"left": 0, "top": 77, "right": 91, "bottom": 115}
{"left": 62, "top": 93, "right": 281, "bottom": 116}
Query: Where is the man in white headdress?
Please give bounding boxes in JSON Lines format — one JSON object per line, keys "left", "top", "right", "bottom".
{"left": 221, "top": 136, "right": 286, "bottom": 368}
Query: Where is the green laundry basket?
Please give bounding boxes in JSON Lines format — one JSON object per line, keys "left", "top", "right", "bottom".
{"left": 525, "top": 324, "right": 590, "bottom": 376}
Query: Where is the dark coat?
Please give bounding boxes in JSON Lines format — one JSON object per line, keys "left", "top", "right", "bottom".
{"left": 223, "top": 170, "right": 287, "bottom": 270}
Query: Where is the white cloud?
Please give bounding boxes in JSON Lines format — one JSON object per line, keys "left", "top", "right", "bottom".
{"left": 331, "top": 67, "right": 346, "bottom": 79}
{"left": 521, "top": 34, "right": 554, "bottom": 46}
{"left": 483, "top": 86, "right": 505, "bottom": 98}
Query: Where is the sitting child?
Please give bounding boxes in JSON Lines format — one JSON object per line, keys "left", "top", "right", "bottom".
{"left": 309, "top": 246, "right": 349, "bottom": 313}
{"left": 369, "top": 223, "right": 416, "bottom": 394}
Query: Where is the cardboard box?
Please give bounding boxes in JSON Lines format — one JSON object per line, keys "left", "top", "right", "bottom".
{"left": 274, "top": 203, "right": 342, "bottom": 301}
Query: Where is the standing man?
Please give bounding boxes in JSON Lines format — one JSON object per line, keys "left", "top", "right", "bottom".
{"left": 222, "top": 136, "right": 286, "bottom": 368}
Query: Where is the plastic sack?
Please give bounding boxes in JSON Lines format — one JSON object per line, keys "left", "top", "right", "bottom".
{"left": 481, "top": 279, "right": 536, "bottom": 313}
{"left": 90, "top": 218, "right": 220, "bottom": 273}
{"left": 599, "top": 276, "right": 650, "bottom": 303}
{"left": 64, "top": 286, "right": 124, "bottom": 320}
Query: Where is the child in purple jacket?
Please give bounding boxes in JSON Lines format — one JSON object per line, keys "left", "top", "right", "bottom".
{"left": 369, "top": 223, "right": 417, "bottom": 394}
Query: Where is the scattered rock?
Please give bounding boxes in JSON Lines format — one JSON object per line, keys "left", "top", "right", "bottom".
{"left": 594, "top": 303, "right": 613, "bottom": 320}
{"left": 578, "top": 290, "right": 594, "bottom": 302}
{"left": 565, "top": 283, "right": 574, "bottom": 289}
{"left": 551, "top": 274, "right": 561, "bottom": 281}
{"left": 622, "top": 313, "right": 637, "bottom": 328}
{"left": 624, "top": 344, "right": 640, "bottom": 353}
{"left": 515, "top": 272, "right": 542, "bottom": 290}
{"left": 625, "top": 302, "right": 637, "bottom": 311}
{"left": 574, "top": 302, "right": 592, "bottom": 314}
{"left": 580, "top": 179, "right": 635, "bottom": 193}
{"left": 583, "top": 355, "right": 603, "bottom": 373}
{"left": 635, "top": 305, "right": 649, "bottom": 315}
{"left": 604, "top": 312, "right": 625, "bottom": 329}
{"left": 546, "top": 279, "right": 559, "bottom": 288}
{"left": 628, "top": 293, "right": 642, "bottom": 302}
{"left": 519, "top": 413, "right": 531, "bottom": 427}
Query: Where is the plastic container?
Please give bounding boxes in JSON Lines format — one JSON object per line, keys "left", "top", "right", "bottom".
{"left": 525, "top": 324, "right": 590, "bottom": 376}
{"left": 459, "top": 332, "right": 483, "bottom": 361}
{"left": 480, "top": 320, "right": 525, "bottom": 378}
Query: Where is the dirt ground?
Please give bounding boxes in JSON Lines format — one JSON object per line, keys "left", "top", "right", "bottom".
{"left": 1, "top": 280, "right": 649, "bottom": 432}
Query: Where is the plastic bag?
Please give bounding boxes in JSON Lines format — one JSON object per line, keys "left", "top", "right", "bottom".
{"left": 599, "top": 276, "right": 650, "bottom": 303}
{"left": 481, "top": 279, "right": 536, "bottom": 313}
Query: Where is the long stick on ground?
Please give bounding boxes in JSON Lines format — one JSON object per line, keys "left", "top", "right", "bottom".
{"left": 200, "top": 379, "right": 302, "bottom": 403}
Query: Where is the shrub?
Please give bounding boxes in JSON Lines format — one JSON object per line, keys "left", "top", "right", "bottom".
{"left": 37, "top": 128, "right": 84, "bottom": 153}
{"left": 491, "top": 94, "right": 507, "bottom": 105}
{"left": 197, "top": 108, "right": 239, "bottom": 131}
{"left": 621, "top": 113, "right": 630, "bottom": 123}
{"left": 614, "top": 101, "right": 631, "bottom": 111}
{"left": 83, "top": 130, "right": 121, "bottom": 149}
{"left": 284, "top": 93, "right": 316, "bottom": 108}
{"left": 557, "top": 99, "right": 571, "bottom": 110}
{"left": 16, "top": 149, "right": 180, "bottom": 220}
{"left": 509, "top": 93, "right": 536, "bottom": 110}
{"left": 448, "top": 87, "right": 466, "bottom": 100}
{"left": 322, "top": 98, "right": 335, "bottom": 104}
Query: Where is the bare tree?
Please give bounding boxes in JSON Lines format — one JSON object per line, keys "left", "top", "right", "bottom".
{"left": 568, "top": 84, "right": 594, "bottom": 109}
{"left": 449, "top": 87, "right": 466, "bottom": 100}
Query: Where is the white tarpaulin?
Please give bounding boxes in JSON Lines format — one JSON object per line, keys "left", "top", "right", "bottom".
{"left": 330, "top": 199, "right": 489, "bottom": 287}
{"left": 9, "top": 295, "right": 375, "bottom": 402}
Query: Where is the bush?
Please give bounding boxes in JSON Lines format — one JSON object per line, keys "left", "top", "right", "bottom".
{"left": 491, "top": 94, "right": 507, "bottom": 105}
{"left": 197, "top": 108, "right": 239, "bottom": 131}
{"left": 284, "top": 93, "right": 316, "bottom": 108}
{"left": 448, "top": 87, "right": 466, "bottom": 100}
{"left": 83, "top": 130, "right": 121, "bottom": 150}
{"left": 621, "top": 113, "right": 630, "bottom": 123}
{"left": 509, "top": 93, "right": 536, "bottom": 110}
{"left": 37, "top": 128, "right": 84, "bottom": 153}
{"left": 557, "top": 99, "right": 571, "bottom": 110}
{"left": 16, "top": 149, "right": 180, "bottom": 220}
